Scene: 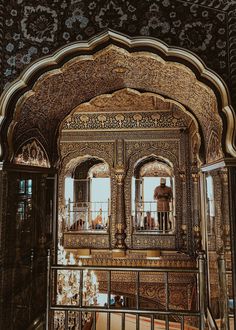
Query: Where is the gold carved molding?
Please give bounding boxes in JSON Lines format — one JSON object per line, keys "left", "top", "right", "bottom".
{"left": 0, "top": 31, "right": 234, "bottom": 162}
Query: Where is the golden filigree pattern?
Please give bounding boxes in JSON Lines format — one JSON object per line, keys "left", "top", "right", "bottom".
{"left": 64, "top": 233, "right": 109, "bottom": 249}
{"left": 14, "top": 139, "right": 50, "bottom": 168}
{"left": 140, "top": 161, "right": 173, "bottom": 177}
{"left": 11, "top": 47, "right": 223, "bottom": 164}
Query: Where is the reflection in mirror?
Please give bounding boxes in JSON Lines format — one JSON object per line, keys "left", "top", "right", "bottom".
{"left": 64, "top": 157, "right": 111, "bottom": 232}
{"left": 132, "top": 157, "right": 175, "bottom": 234}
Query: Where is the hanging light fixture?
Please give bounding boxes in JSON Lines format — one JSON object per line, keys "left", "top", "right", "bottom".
{"left": 54, "top": 244, "right": 99, "bottom": 328}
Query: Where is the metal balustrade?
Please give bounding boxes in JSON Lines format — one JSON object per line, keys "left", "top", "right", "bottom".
{"left": 64, "top": 200, "right": 110, "bottom": 232}
{"left": 134, "top": 201, "right": 175, "bottom": 233}
{"left": 46, "top": 251, "right": 207, "bottom": 330}
{"left": 63, "top": 201, "right": 176, "bottom": 234}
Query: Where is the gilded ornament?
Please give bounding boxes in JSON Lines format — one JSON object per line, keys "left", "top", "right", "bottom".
{"left": 115, "top": 114, "right": 125, "bottom": 127}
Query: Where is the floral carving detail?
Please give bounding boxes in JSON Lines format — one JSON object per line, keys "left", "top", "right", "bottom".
{"left": 179, "top": 22, "right": 213, "bottom": 51}
{"left": 65, "top": 6, "right": 88, "bottom": 30}
{"left": 14, "top": 140, "right": 50, "bottom": 168}
{"left": 1, "top": 0, "right": 233, "bottom": 96}
{"left": 21, "top": 6, "right": 58, "bottom": 43}
{"left": 115, "top": 114, "right": 125, "bottom": 127}
{"left": 140, "top": 3, "right": 170, "bottom": 35}
{"left": 95, "top": 1, "right": 128, "bottom": 28}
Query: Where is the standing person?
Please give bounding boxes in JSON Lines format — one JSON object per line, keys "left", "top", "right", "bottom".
{"left": 154, "top": 178, "right": 173, "bottom": 231}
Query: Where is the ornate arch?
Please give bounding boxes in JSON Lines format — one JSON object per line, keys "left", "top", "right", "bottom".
{"left": 124, "top": 142, "right": 182, "bottom": 248}
{"left": 59, "top": 141, "right": 114, "bottom": 204}
{"left": 0, "top": 30, "right": 235, "bottom": 164}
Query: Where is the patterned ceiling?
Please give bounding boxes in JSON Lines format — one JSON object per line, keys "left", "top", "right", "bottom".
{"left": 1, "top": 0, "right": 236, "bottom": 105}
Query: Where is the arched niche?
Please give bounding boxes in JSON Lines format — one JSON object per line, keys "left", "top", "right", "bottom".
{"left": 124, "top": 144, "right": 182, "bottom": 249}
{"left": 59, "top": 152, "right": 113, "bottom": 239}
{"left": 0, "top": 31, "right": 234, "bottom": 167}
{"left": 132, "top": 155, "right": 175, "bottom": 233}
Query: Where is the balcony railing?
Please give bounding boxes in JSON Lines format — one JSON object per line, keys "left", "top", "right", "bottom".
{"left": 134, "top": 201, "right": 175, "bottom": 233}
{"left": 46, "top": 251, "right": 207, "bottom": 330}
{"left": 64, "top": 201, "right": 110, "bottom": 232}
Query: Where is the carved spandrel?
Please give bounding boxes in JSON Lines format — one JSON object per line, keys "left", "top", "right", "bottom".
{"left": 14, "top": 139, "right": 50, "bottom": 168}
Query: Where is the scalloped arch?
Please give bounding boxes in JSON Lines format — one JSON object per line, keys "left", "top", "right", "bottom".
{"left": 0, "top": 30, "right": 235, "bottom": 162}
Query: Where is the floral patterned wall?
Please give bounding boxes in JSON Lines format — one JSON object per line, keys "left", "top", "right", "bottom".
{"left": 1, "top": 0, "right": 236, "bottom": 102}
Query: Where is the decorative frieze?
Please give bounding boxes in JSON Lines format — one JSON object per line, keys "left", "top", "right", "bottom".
{"left": 62, "top": 110, "right": 189, "bottom": 131}
{"left": 63, "top": 233, "right": 110, "bottom": 249}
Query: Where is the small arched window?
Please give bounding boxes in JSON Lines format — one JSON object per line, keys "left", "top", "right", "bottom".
{"left": 64, "top": 157, "right": 111, "bottom": 232}
{"left": 132, "top": 156, "right": 175, "bottom": 234}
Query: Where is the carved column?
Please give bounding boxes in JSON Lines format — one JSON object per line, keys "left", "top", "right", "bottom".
{"left": 219, "top": 169, "right": 231, "bottom": 251}
{"left": 192, "top": 173, "right": 200, "bottom": 226}
{"left": 192, "top": 173, "right": 202, "bottom": 252}
{"left": 38, "top": 175, "right": 47, "bottom": 248}
{"left": 227, "top": 166, "right": 236, "bottom": 329}
{"left": 218, "top": 253, "right": 230, "bottom": 330}
{"left": 114, "top": 139, "right": 127, "bottom": 250}
{"left": 179, "top": 172, "right": 188, "bottom": 252}
{"left": 211, "top": 172, "right": 223, "bottom": 252}
{"left": 114, "top": 165, "right": 126, "bottom": 250}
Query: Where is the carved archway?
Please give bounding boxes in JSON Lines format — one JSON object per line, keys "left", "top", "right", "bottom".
{"left": 0, "top": 30, "right": 235, "bottom": 166}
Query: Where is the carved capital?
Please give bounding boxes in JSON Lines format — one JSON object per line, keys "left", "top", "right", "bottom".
{"left": 114, "top": 164, "right": 126, "bottom": 185}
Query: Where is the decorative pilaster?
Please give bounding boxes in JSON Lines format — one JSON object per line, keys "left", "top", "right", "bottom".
{"left": 114, "top": 139, "right": 126, "bottom": 251}
{"left": 114, "top": 164, "right": 127, "bottom": 250}
{"left": 218, "top": 253, "right": 230, "bottom": 330}
{"left": 192, "top": 173, "right": 202, "bottom": 253}
{"left": 192, "top": 173, "right": 200, "bottom": 226}
{"left": 219, "top": 169, "right": 231, "bottom": 251}
{"left": 227, "top": 166, "right": 236, "bottom": 329}
{"left": 180, "top": 172, "right": 188, "bottom": 252}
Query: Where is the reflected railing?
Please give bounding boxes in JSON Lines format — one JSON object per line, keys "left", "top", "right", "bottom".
{"left": 134, "top": 201, "right": 175, "bottom": 233}
{"left": 64, "top": 200, "right": 110, "bottom": 232}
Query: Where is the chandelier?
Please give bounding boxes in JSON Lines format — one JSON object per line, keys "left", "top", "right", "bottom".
{"left": 54, "top": 244, "right": 99, "bottom": 329}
